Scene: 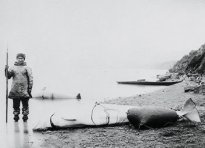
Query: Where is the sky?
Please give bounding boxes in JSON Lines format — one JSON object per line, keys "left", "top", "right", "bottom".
{"left": 1, "top": 0, "right": 205, "bottom": 71}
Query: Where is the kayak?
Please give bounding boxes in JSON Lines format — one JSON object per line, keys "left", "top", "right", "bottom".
{"left": 117, "top": 80, "right": 183, "bottom": 86}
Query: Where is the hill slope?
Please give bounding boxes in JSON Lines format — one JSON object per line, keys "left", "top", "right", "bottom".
{"left": 169, "top": 43, "right": 205, "bottom": 74}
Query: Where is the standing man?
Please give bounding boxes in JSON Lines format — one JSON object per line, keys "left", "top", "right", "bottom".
{"left": 5, "top": 53, "right": 33, "bottom": 122}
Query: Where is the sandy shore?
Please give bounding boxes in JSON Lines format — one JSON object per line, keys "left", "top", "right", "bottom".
{"left": 36, "top": 80, "right": 205, "bottom": 148}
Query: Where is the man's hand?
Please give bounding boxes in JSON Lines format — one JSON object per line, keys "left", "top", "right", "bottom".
{"left": 5, "top": 65, "right": 9, "bottom": 76}
{"left": 5, "top": 65, "right": 9, "bottom": 71}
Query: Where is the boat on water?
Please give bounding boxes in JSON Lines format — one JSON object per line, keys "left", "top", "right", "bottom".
{"left": 117, "top": 80, "right": 183, "bottom": 86}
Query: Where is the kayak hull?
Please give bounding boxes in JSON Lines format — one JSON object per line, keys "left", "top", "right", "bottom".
{"left": 117, "top": 80, "right": 182, "bottom": 86}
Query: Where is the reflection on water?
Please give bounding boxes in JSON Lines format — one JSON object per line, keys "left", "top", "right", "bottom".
{"left": 0, "top": 99, "right": 54, "bottom": 148}
{"left": 2, "top": 119, "right": 41, "bottom": 148}
{"left": 2, "top": 122, "right": 31, "bottom": 148}
{"left": 14, "top": 123, "right": 21, "bottom": 148}
{"left": 0, "top": 99, "right": 85, "bottom": 148}
{"left": 23, "top": 122, "right": 29, "bottom": 134}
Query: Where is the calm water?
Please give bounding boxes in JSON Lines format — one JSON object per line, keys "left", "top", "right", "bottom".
{"left": 0, "top": 68, "right": 167, "bottom": 147}
{"left": 32, "top": 68, "right": 167, "bottom": 101}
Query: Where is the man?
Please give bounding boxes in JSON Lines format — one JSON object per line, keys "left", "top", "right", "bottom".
{"left": 5, "top": 53, "right": 33, "bottom": 122}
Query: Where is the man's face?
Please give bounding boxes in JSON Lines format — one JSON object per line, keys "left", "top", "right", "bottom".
{"left": 17, "top": 57, "right": 25, "bottom": 63}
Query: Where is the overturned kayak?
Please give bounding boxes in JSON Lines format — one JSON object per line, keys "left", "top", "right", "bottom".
{"left": 117, "top": 80, "right": 183, "bottom": 86}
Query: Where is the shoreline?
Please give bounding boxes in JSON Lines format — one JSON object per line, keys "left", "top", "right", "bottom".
{"left": 104, "top": 80, "right": 205, "bottom": 109}
{"left": 36, "top": 80, "right": 205, "bottom": 147}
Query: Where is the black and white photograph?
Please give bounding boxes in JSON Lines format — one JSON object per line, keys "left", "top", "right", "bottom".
{"left": 0, "top": 0, "right": 205, "bottom": 147}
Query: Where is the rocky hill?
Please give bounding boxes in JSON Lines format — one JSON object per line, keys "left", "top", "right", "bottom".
{"left": 169, "top": 43, "right": 205, "bottom": 74}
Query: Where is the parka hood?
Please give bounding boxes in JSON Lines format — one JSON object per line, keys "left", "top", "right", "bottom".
{"left": 14, "top": 61, "right": 27, "bottom": 66}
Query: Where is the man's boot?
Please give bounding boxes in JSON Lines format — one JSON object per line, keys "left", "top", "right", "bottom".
{"left": 22, "top": 115, "right": 28, "bottom": 122}
{"left": 22, "top": 107, "right": 29, "bottom": 122}
{"left": 14, "top": 115, "right": 19, "bottom": 122}
{"left": 13, "top": 110, "right": 20, "bottom": 122}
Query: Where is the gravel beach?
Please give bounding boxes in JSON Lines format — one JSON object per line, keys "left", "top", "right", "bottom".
{"left": 35, "top": 80, "right": 205, "bottom": 148}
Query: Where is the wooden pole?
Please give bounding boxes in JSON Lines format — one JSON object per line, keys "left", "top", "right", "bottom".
{"left": 6, "top": 47, "right": 8, "bottom": 123}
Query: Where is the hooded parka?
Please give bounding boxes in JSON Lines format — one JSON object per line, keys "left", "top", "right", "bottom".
{"left": 7, "top": 62, "right": 33, "bottom": 99}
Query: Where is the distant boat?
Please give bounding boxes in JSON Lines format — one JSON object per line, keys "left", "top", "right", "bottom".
{"left": 117, "top": 80, "right": 183, "bottom": 86}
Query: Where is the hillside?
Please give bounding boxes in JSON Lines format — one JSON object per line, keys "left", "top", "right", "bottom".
{"left": 169, "top": 43, "right": 205, "bottom": 74}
